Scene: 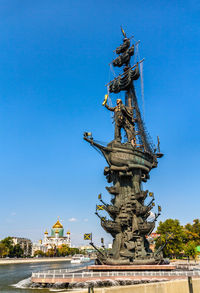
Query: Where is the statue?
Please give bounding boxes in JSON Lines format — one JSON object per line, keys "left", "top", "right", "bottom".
{"left": 84, "top": 29, "right": 164, "bottom": 265}
{"left": 103, "top": 97, "right": 136, "bottom": 144}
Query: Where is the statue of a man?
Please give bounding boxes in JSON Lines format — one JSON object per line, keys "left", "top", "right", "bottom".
{"left": 103, "top": 97, "right": 136, "bottom": 143}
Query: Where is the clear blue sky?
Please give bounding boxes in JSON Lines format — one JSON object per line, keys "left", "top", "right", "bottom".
{"left": 0, "top": 0, "right": 199, "bottom": 246}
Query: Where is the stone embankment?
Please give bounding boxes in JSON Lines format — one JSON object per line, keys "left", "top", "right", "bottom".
{"left": 31, "top": 264, "right": 200, "bottom": 291}
{"left": 67, "top": 278, "right": 200, "bottom": 293}
{"left": 0, "top": 257, "right": 71, "bottom": 265}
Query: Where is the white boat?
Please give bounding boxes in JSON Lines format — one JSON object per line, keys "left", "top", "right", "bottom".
{"left": 70, "top": 254, "right": 90, "bottom": 264}
{"left": 81, "top": 256, "right": 91, "bottom": 263}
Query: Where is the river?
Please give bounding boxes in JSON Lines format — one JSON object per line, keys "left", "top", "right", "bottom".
{"left": 0, "top": 260, "right": 90, "bottom": 292}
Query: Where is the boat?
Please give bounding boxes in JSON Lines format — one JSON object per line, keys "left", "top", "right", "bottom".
{"left": 70, "top": 254, "right": 90, "bottom": 264}
{"left": 81, "top": 256, "right": 91, "bottom": 263}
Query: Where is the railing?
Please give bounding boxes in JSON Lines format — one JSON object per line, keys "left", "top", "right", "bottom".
{"left": 32, "top": 270, "right": 200, "bottom": 280}
{"left": 37, "top": 267, "right": 87, "bottom": 274}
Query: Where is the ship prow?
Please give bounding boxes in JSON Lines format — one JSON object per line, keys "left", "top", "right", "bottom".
{"left": 84, "top": 135, "right": 158, "bottom": 179}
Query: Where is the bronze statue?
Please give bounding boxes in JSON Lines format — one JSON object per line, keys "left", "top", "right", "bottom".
{"left": 103, "top": 97, "right": 136, "bottom": 144}
{"left": 84, "top": 29, "right": 164, "bottom": 265}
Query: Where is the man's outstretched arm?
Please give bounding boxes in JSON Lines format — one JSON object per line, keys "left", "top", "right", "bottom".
{"left": 102, "top": 95, "right": 115, "bottom": 111}
{"left": 105, "top": 103, "right": 115, "bottom": 111}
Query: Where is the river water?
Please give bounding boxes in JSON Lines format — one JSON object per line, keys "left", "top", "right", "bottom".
{"left": 0, "top": 260, "right": 89, "bottom": 293}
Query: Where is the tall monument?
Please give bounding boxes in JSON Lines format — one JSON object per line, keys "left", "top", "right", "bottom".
{"left": 84, "top": 29, "right": 164, "bottom": 265}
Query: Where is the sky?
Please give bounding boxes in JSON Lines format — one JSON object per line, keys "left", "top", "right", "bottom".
{"left": 0, "top": 0, "right": 199, "bottom": 246}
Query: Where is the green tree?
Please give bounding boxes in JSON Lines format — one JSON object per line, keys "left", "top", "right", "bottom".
{"left": 46, "top": 248, "right": 55, "bottom": 257}
{"left": 58, "top": 244, "right": 70, "bottom": 256}
{"left": 155, "top": 219, "right": 185, "bottom": 258}
{"left": 0, "top": 243, "right": 9, "bottom": 257}
{"left": 1, "top": 237, "right": 24, "bottom": 258}
{"left": 184, "top": 241, "right": 199, "bottom": 260}
{"left": 1, "top": 237, "right": 14, "bottom": 251}
{"left": 34, "top": 250, "right": 45, "bottom": 257}
{"left": 9, "top": 244, "right": 24, "bottom": 258}
{"left": 184, "top": 219, "right": 200, "bottom": 245}
{"left": 68, "top": 247, "right": 80, "bottom": 256}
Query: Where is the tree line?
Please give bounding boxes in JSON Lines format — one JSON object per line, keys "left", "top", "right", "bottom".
{"left": 155, "top": 218, "right": 200, "bottom": 259}
{"left": 34, "top": 245, "right": 84, "bottom": 257}
{"left": 0, "top": 237, "right": 84, "bottom": 258}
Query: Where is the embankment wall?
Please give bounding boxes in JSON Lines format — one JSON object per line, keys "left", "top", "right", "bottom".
{"left": 71, "top": 278, "right": 200, "bottom": 293}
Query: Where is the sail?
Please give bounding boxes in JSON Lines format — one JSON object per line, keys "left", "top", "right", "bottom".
{"left": 116, "top": 39, "right": 130, "bottom": 54}
{"left": 109, "top": 64, "right": 140, "bottom": 93}
{"left": 113, "top": 45, "right": 134, "bottom": 67}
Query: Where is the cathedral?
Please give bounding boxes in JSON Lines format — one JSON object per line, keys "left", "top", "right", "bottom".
{"left": 43, "top": 219, "right": 71, "bottom": 249}
{"left": 32, "top": 218, "right": 71, "bottom": 256}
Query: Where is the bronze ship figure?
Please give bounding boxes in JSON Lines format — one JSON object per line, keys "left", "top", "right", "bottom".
{"left": 84, "top": 28, "right": 164, "bottom": 265}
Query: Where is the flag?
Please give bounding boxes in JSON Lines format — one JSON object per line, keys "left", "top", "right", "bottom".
{"left": 96, "top": 205, "right": 105, "bottom": 211}
{"left": 121, "top": 26, "right": 127, "bottom": 38}
{"left": 84, "top": 233, "right": 92, "bottom": 240}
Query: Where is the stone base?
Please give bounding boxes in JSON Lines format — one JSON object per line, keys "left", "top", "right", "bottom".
{"left": 88, "top": 264, "right": 176, "bottom": 271}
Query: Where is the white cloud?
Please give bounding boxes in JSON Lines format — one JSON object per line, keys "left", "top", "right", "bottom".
{"left": 68, "top": 218, "right": 78, "bottom": 222}
{"left": 84, "top": 218, "right": 88, "bottom": 222}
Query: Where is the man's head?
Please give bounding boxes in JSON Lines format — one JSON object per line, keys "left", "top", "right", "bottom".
{"left": 116, "top": 99, "right": 122, "bottom": 105}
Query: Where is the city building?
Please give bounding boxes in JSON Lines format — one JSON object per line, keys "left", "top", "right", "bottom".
{"left": 12, "top": 237, "right": 32, "bottom": 257}
{"left": 32, "top": 240, "right": 48, "bottom": 256}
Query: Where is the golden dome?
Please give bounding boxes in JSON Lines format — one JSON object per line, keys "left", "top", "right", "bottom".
{"left": 67, "top": 231, "right": 70, "bottom": 235}
{"left": 55, "top": 229, "right": 59, "bottom": 233}
{"left": 44, "top": 229, "right": 48, "bottom": 234}
{"left": 52, "top": 219, "right": 63, "bottom": 229}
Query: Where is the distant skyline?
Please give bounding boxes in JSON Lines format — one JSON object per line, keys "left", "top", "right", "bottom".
{"left": 0, "top": 0, "right": 199, "bottom": 246}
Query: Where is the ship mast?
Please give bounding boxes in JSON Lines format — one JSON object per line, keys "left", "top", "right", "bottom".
{"left": 108, "top": 28, "right": 152, "bottom": 153}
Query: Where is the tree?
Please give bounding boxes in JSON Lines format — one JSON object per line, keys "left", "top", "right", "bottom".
{"left": 9, "top": 244, "right": 24, "bottom": 258}
{"left": 0, "top": 237, "right": 24, "bottom": 258}
{"left": 34, "top": 250, "right": 45, "bottom": 257}
{"left": 184, "top": 219, "right": 200, "bottom": 245}
{"left": 68, "top": 247, "right": 80, "bottom": 256}
{"left": 57, "top": 244, "right": 70, "bottom": 256}
{"left": 184, "top": 241, "right": 199, "bottom": 260}
{"left": 155, "top": 219, "right": 186, "bottom": 258}
{"left": 46, "top": 248, "right": 55, "bottom": 257}
{"left": 0, "top": 243, "right": 9, "bottom": 258}
{"left": 1, "top": 237, "right": 14, "bottom": 257}
{"left": 1, "top": 237, "right": 14, "bottom": 251}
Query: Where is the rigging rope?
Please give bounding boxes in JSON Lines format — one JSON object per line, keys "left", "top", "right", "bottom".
{"left": 107, "top": 85, "right": 113, "bottom": 120}
{"left": 139, "top": 61, "right": 145, "bottom": 119}
{"left": 91, "top": 145, "right": 104, "bottom": 157}
{"left": 94, "top": 139, "right": 108, "bottom": 146}
{"left": 134, "top": 42, "right": 139, "bottom": 64}
{"left": 134, "top": 40, "right": 145, "bottom": 119}
{"left": 109, "top": 63, "right": 117, "bottom": 78}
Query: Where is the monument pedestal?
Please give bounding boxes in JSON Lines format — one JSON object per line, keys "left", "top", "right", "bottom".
{"left": 88, "top": 264, "right": 176, "bottom": 271}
